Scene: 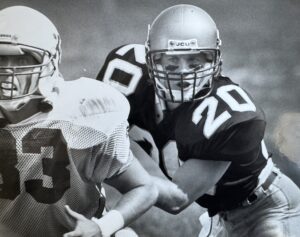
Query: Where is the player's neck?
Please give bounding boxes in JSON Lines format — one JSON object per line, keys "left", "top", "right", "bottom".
{"left": 166, "top": 101, "right": 180, "bottom": 111}
{"left": 154, "top": 96, "right": 181, "bottom": 124}
{"left": 0, "top": 97, "right": 44, "bottom": 126}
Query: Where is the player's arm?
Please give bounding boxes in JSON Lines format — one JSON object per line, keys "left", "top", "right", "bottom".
{"left": 164, "top": 120, "right": 266, "bottom": 214}
{"left": 104, "top": 157, "right": 158, "bottom": 224}
{"left": 168, "top": 159, "right": 231, "bottom": 214}
{"left": 130, "top": 139, "right": 189, "bottom": 211}
{"left": 64, "top": 158, "right": 158, "bottom": 237}
{"left": 130, "top": 138, "right": 167, "bottom": 178}
{"left": 133, "top": 130, "right": 228, "bottom": 214}
{"left": 64, "top": 117, "right": 158, "bottom": 237}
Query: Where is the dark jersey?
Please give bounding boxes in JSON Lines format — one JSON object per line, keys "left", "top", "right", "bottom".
{"left": 97, "top": 44, "right": 270, "bottom": 216}
{"left": 97, "top": 44, "right": 157, "bottom": 132}
{"left": 174, "top": 78, "right": 268, "bottom": 215}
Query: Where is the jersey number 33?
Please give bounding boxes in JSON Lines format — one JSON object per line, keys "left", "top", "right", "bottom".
{"left": 0, "top": 128, "right": 70, "bottom": 204}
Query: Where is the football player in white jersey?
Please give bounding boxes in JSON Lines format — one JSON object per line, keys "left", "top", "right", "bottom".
{"left": 0, "top": 6, "right": 159, "bottom": 237}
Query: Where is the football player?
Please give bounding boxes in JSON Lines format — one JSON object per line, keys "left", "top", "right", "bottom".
{"left": 97, "top": 4, "right": 300, "bottom": 237}
{"left": 0, "top": 6, "right": 159, "bottom": 237}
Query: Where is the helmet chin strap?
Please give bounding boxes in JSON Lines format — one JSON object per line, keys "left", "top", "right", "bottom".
{"left": 154, "top": 92, "right": 181, "bottom": 124}
{"left": 0, "top": 97, "right": 52, "bottom": 127}
{"left": 0, "top": 111, "right": 8, "bottom": 128}
{"left": 154, "top": 94, "right": 167, "bottom": 123}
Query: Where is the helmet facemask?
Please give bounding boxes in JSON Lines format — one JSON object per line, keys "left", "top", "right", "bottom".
{"left": 0, "top": 46, "right": 58, "bottom": 99}
{"left": 147, "top": 48, "right": 221, "bottom": 103}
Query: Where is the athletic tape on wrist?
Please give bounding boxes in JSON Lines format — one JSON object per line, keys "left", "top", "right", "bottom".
{"left": 91, "top": 210, "right": 125, "bottom": 237}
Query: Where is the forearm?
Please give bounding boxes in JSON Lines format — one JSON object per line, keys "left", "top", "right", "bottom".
{"left": 169, "top": 159, "right": 231, "bottom": 213}
{"left": 91, "top": 182, "right": 158, "bottom": 237}
{"left": 65, "top": 157, "right": 158, "bottom": 237}
{"left": 111, "top": 182, "right": 158, "bottom": 225}
{"left": 152, "top": 176, "right": 188, "bottom": 214}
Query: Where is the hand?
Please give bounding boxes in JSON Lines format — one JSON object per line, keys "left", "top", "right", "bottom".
{"left": 152, "top": 176, "right": 188, "bottom": 213}
{"left": 63, "top": 205, "right": 103, "bottom": 237}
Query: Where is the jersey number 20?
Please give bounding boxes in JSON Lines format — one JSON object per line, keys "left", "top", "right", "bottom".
{"left": 192, "top": 85, "right": 256, "bottom": 138}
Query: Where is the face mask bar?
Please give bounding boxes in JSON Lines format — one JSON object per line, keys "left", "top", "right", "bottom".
{"left": 0, "top": 45, "right": 57, "bottom": 100}
{"left": 146, "top": 48, "right": 221, "bottom": 103}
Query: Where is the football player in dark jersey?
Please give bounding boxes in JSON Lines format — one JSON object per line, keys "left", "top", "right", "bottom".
{"left": 0, "top": 6, "right": 159, "bottom": 237}
{"left": 97, "top": 4, "right": 300, "bottom": 237}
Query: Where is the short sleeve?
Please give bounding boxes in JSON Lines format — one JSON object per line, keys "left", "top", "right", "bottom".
{"left": 215, "top": 119, "right": 266, "bottom": 163}
{"left": 84, "top": 121, "right": 134, "bottom": 183}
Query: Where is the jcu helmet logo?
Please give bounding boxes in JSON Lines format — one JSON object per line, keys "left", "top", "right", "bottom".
{"left": 0, "top": 34, "right": 18, "bottom": 43}
{"left": 168, "top": 39, "right": 198, "bottom": 50}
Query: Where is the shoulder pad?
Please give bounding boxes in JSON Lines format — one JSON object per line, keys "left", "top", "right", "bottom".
{"left": 47, "top": 77, "right": 129, "bottom": 148}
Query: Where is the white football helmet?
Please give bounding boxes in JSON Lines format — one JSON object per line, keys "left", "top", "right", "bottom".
{"left": 146, "top": 4, "right": 222, "bottom": 103}
{"left": 0, "top": 6, "right": 61, "bottom": 116}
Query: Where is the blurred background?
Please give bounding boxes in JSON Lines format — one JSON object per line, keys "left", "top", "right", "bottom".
{"left": 1, "top": 0, "right": 299, "bottom": 236}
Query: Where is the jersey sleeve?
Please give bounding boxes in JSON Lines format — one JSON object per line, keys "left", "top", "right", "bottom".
{"left": 215, "top": 119, "right": 266, "bottom": 163}
{"left": 71, "top": 120, "right": 134, "bottom": 184}
{"left": 47, "top": 78, "right": 134, "bottom": 182}
{"left": 92, "top": 120, "right": 134, "bottom": 182}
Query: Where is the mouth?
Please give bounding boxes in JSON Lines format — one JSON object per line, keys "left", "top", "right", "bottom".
{"left": 176, "top": 81, "right": 191, "bottom": 89}
{"left": 0, "top": 81, "right": 18, "bottom": 97}
{"left": 203, "top": 81, "right": 210, "bottom": 88}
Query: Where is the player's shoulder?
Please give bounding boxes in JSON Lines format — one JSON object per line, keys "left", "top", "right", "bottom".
{"left": 47, "top": 77, "right": 129, "bottom": 143}
{"left": 53, "top": 77, "right": 129, "bottom": 115}
{"left": 212, "top": 75, "right": 241, "bottom": 92}
{"left": 212, "top": 75, "right": 264, "bottom": 119}
{"left": 176, "top": 75, "right": 265, "bottom": 143}
{"left": 98, "top": 43, "right": 147, "bottom": 81}
{"left": 102, "top": 44, "right": 146, "bottom": 66}
{"left": 97, "top": 44, "right": 150, "bottom": 98}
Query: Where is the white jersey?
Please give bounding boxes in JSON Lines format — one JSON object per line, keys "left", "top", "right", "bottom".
{"left": 0, "top": 77, "right": 133, "bottom": 237}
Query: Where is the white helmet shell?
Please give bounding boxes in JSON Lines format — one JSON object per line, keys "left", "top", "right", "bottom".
{"left": 0, "top": 6, "right": 62, "bottom": 102}
{"left": 0, "top": 6, "right": 61, "bottom": 60}
{"left": 0, "top": 6, "right": 62, "bottom": 123}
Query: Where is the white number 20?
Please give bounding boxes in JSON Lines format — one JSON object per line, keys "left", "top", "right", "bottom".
{"left": 192, "top": 85, "right": 256, "bottom": 138}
